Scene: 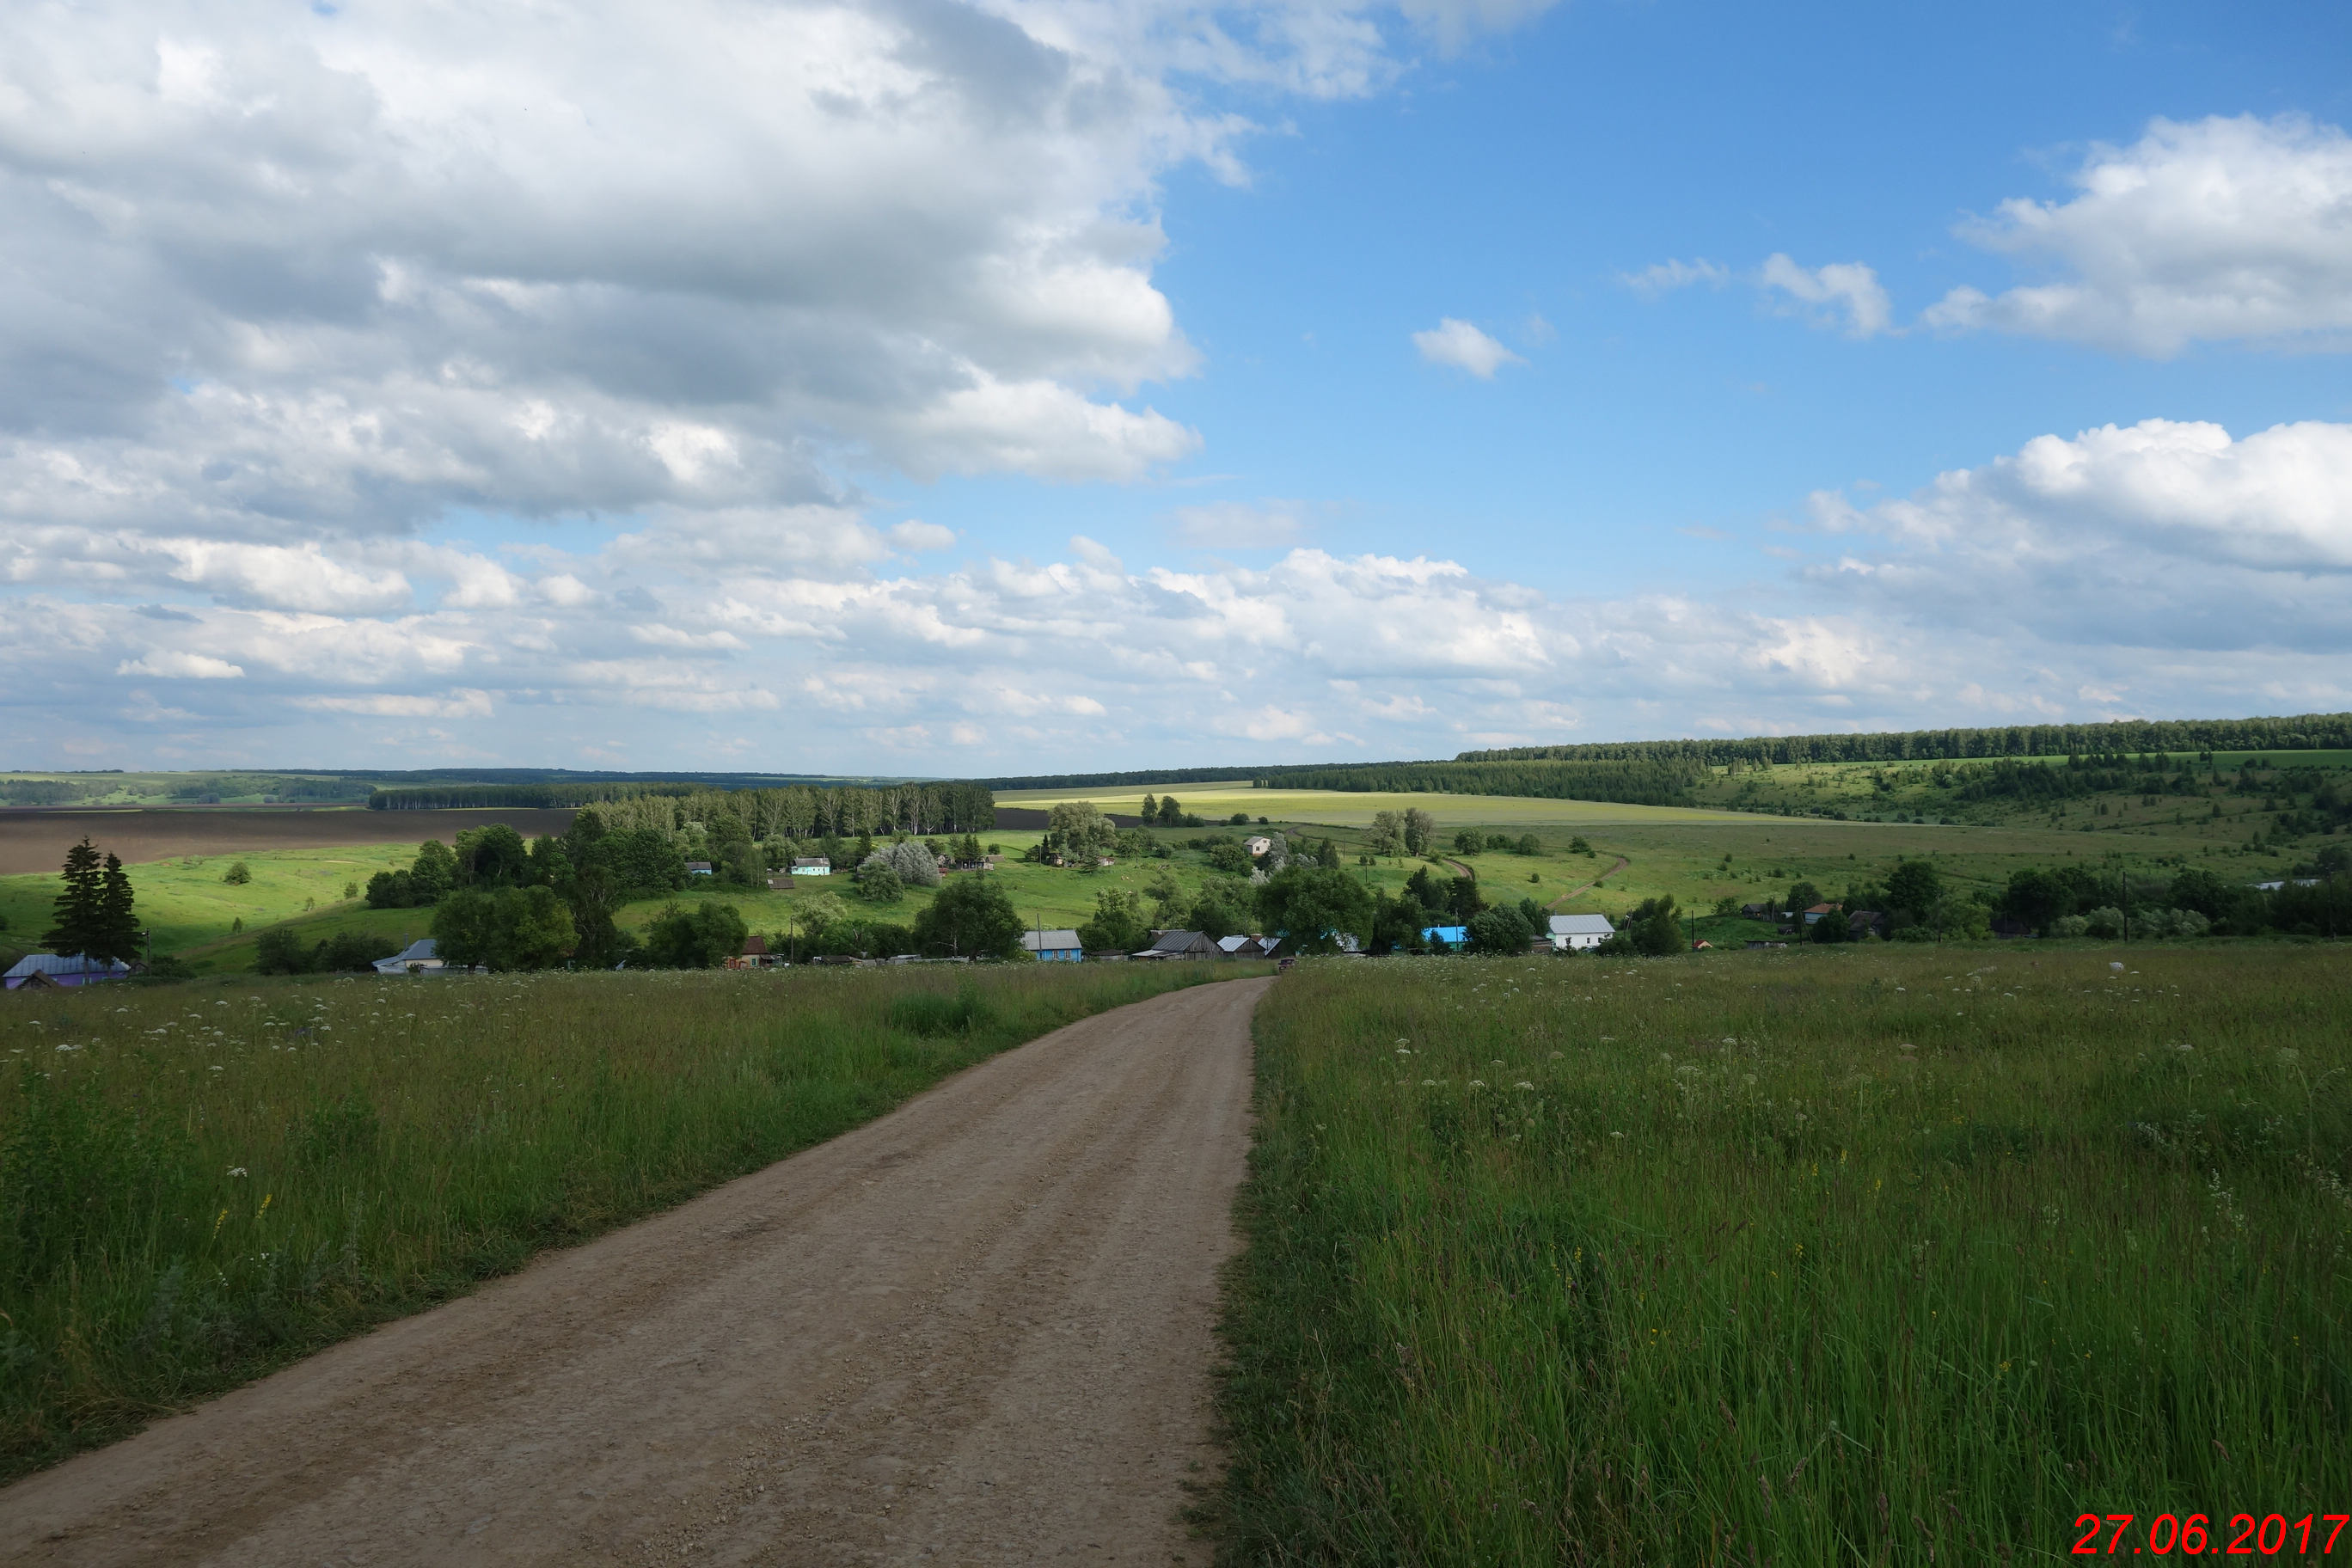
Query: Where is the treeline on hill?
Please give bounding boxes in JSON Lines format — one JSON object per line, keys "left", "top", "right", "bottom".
{"left": 1265, "top": 758, "right": 1697, "bottom": 806}
{"left": 1733, "top": 847, "right": 2352, "bottom": 946}
{"left": 365, "top": 779, "right": 994, "bottom": 834}
{"left": 1457, "top": 710, "right": 2352, "bottom": 767}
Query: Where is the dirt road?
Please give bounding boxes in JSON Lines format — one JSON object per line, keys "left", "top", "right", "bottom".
{"left": 0, "top": 976, "right": 1271, "bottom": 1567}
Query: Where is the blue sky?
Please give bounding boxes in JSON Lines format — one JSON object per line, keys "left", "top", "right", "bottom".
{"left": 3, "top": 0, "right": 2349, "bottom": 772}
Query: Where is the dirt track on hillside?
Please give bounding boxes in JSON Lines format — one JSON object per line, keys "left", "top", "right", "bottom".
{"left": 0, "top": 976, "right": 1269, "bottom": 1566}
{"left": 0, "top": 808, "right": 579, "bottom": 875}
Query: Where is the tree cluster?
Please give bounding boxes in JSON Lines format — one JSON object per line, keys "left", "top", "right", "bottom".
{"left": 41, "top": 838, "right": 141, "bottom": 965}
{"left": 1457, "top": 712, "right": 2352, "bottom": 768}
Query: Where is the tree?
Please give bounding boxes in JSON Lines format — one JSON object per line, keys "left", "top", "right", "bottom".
{"left": 1569, "top": 836, "right": 1594, "bottom": 856}
{"left": 410, "top": 839, "right": 458, "bottom": 903}
{"left": 1142, "top": 867, "right": 1186, "bottom": 926}
{"left": 1466, "top": 905, "right": 1534, "bottom": 955}
{"left": 914, "top": 876, "right": 1026, "bottom": 959}
{"left": 1188, "top": 884, "right": 1252, "bottom": 940}
{"left": 1784, "top": 879, "right": 1822, "bottom": 916}
{"left": 41, "top": 838, "right": 104, "bottom": 959}
{"left": 1625, "top": 896, "right": 1681, "bottom": 956}
{"left": 1157, "top": 795, "right": 1183, "bottom": 827}
{"left": 642, "top": 901, "right": 748, "bottom": 969}
{"left": 1255, "top": 866, "right": 1373, "bottom": 954}
{"left": 1885, "top": 859, "right": 1942, "bottom": 923}
{"left": 1453, "top": 828, "right": 1483, "bottom": 856}
{"left": 454, "top": 824, "right": 530, "bottom": 887}
{"left": 432, "top": 885, "right": 578, "bottom": 971}
{"left": 1316, "top": 836, "right": 1342, "bottom": 869}
{"left": 1141, "top": 793, "right": 1159, "bottom": 824}
{"left": 94, "top": 853, "right": 139, "bottom": 965}
{"left": 871, "top": 839, "right": 942, "bottom": 888}
{"left": 1047, "top": 800, "right": 1114, "bottom": 858}
{"left": 222, "top": 861, "right": 252, "bottom": 885}
{"left": 855, "top": 861, "right": 904, "bottom": 903}
{"left": 1077, "top": 890, "right": 1149, "bottom": 956}
{"left": 1365, "top": 810, "right": 1405, "bottom": 858}
{"left": 1403, "top": 808, "right": 1436, "bottom": 856}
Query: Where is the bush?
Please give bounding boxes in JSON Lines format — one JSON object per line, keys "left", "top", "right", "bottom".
{"left": 854, "top": 861, "right": 904, "bottom": 903}
{"left": 221, "top": 862, "right": 251, "bottom": 886}
{"left": 640, "top": 902, "right": 748, "bottom": 969}
{"left": 430, "top": 886, "right": 579, "bottom": 971}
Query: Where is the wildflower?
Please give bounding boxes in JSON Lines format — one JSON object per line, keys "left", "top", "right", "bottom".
{"left": 1515, "top": 1081, "right": 1534, "bottom": 1091}
{"left": 1421, "top": 1079, "right": 1437, "bottom": 1087}
{"left": 226, "top": 1167, "right": 248, "bottom": 1178}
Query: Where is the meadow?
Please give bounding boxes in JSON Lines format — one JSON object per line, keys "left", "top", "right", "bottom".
{"left": 1213, "top": 946, "right": 2352, "bottom": 1565}
{"left": 0, "top": 959, "right": 1261, "bottom": 1479}
{"left": 996, "top": 782, "right": 1754, "bottom": 829}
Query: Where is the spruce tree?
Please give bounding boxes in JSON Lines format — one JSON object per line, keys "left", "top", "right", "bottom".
{"left": 95, "top": 853, "right": 140, "bottom": 965}
{"left": 41, "top": 837, "right": 104, "bottom": 959}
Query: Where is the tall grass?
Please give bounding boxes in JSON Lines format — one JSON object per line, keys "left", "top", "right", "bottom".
{"left": 0, "top": 961, "right": 1253, "bottom": 1479}
{"left": 1214, "top": 947, "right": 2352, "bottom": 1564}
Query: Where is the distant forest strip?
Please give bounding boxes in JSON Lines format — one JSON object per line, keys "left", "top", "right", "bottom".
{"left": 1456, "top": 711, "right": 2352, "bottom": 767}
{"left": 1263, "top": 758, "right": 1698, "bottom": 806}
{"left": 371, "top": 781, "right": 995, "bottom": 836}
{"left": 979, "top": 766, "right": 1270, "bottom": 791}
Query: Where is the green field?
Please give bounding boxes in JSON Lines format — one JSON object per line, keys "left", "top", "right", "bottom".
{"left": 0, "top": 844, "right": 417, "bottom": 965}
{"left": 1214, "top": 947, "right": 2352, "bottom": 1564}
{"left": 0, "top": 960, "right": 1262, "bottom": 1479}
{"left": 999, "top": 782, "right": 1754, "bottom": 828}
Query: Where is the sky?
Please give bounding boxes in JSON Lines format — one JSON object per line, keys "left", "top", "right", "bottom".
{"left": 3, "top": 0, "right": 2350, "bottom": 775}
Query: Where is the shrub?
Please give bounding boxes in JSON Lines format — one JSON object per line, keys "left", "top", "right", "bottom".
{"left": 640, "top": 902, "right": 748, "bottom": 969}
{"left": 221, "top": 862, "right": 251, "bottom": 886}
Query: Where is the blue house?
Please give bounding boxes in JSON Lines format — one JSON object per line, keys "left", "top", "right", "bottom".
{"left": 1021, "top": 928, "right": 1084, "bottom": 961}
{"left": 1421, "top": 924, "right": 1467, "bottom": 950}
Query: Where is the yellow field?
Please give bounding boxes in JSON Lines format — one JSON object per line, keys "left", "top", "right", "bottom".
{"left": 993, "top": 784, "right": 1760, "bottom": 828}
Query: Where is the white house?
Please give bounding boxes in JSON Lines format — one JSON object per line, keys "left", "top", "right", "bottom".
{"left": 372, "top": 939, "right": 448, "bottom": 977}
{"left": 1245, "top": 836, "right": 1273, "bottom": 857}
{"left": 1547, "top": 914, "right": 1615, "bottom": 952}
{"left": 791, "top": 856, "right": 832, "bottom": 877}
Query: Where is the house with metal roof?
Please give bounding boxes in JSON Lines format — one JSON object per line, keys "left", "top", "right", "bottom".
{"left": 1547, "top": 914, "right": 1615, "bottom": 952}
{"left": 3, "top": 953, "right": 132, "bottom": 990}
{"left": 1020, "top": 928, "right": 1084, "bottom": 962}
{"left": 790, "top": 856, "right": 832, "bottom": 876}
{"left": 372, "top": 939, "right": 447, "bottom": 977}
{"left": 1139, "top": 929, "right": 1216, "bottom": 959}
{"left": 1421, "top": 924, "right": 1467, "bottom": 950}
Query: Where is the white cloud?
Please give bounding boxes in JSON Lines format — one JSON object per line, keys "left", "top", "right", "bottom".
{"left": 1412, "top": 318, "right": 1526, "bottom": 377}
{"left": 1759, "top": 254, "right": 1895, "bottom": 338}
{"left": 1810, "top": 417, "right": 2352, "bottom": 651}
{"left": 116, "top": 650, "right": 244, "bottom": 679}
{"left": 1622, "top": 258, "right": 1730, "bottom": 297}
{"left": 1922, "top": 115, "right": 2352, "bottom": 355}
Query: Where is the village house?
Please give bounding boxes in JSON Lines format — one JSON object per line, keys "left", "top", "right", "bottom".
{"left": 371, "top": 939, "right": 447, "bottom": 977}
{"left": 1021, "top": 928, "right": 1084, "bottom": 962}
{"left": 1547, "top": 913, "right": 1616, "bottom": 952}
{"left": 1139, "top": 929, "right": 1216, "bottom": 959}
{"left": 791, "top": 856, "right": 832, "bottom": 877}
{"left": 3, "top": 953, "right": 132, "bottom": 990}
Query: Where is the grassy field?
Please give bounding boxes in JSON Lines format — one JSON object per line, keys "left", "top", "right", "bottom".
{"left": 0, "top": 960, "right": 1264, "bottom": 1479}
{"left": 1212, "top": 946, "right": 2352, "bottom": 1565}
{"left": 997, "top": 784, "right": 1755, "bottom": 828}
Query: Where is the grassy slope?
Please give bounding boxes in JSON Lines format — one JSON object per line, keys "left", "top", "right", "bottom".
{"left": 1214, "top": 947, "right": 2352, "bottom": 1565}
{"left": 0, "top": 960, "right": 1264, "bottom": 1480}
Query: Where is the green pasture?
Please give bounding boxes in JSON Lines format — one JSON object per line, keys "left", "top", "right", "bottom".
{"left": 995, "top": 783, "right": 1755, "bottom": 828}
{"left": 0, "top": 845, "right": 410, "bottom": 961}
{"left": 1214, "top": 946, "right": 2352, "bottom": 1565}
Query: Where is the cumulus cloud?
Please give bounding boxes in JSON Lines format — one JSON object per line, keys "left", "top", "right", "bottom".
{"left": 1759, "top": 254, "right": 1895, "bottom": 338}
{"left": 1621, "top": 258, "right": 1730, "bottom": 297}
{"left": 1808, "top": 417, "right": 2352, "bottom": 652}
{"left": 1412, "top": 318, "right": 1526, "bottom": 377}
{"left": 1922, "top": 115, "right": 2352, "bottom": 355}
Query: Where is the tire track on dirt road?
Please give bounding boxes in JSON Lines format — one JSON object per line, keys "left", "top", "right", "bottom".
{"left": 0, "top": 976, "right": 1272, "bottom": 1567}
